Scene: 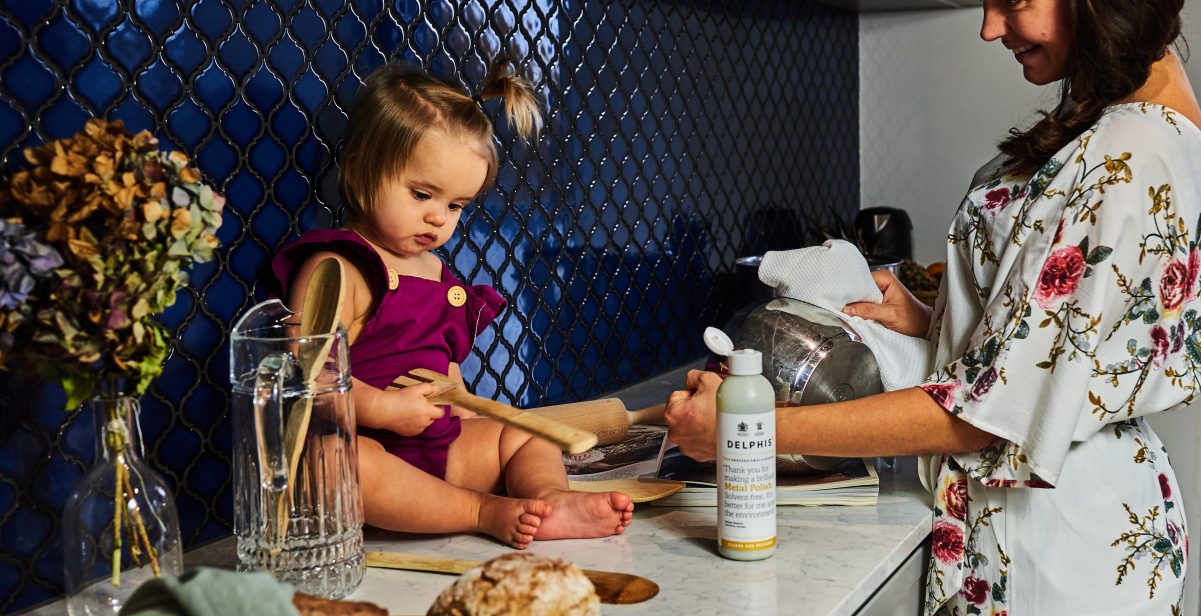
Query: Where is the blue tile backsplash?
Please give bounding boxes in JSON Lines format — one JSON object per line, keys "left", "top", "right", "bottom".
{"left": 0, "top": 0, "right": 857, "bottom": 610}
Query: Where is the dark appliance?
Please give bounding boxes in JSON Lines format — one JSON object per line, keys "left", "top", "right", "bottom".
{"left": 855, "top": 206, "right": 913, "bottom": 260}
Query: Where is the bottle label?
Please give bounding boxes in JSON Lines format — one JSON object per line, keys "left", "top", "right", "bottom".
{"left": 718, "top": 410, "right": 776, "bottom": 550}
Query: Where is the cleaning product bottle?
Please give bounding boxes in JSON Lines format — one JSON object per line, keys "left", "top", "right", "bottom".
{"left": 704, "top": 326, "right": 777, "bottom": 561}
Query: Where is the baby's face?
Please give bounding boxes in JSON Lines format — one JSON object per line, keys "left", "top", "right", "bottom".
{"left": 370, "top": 129, "right": 488, "bottom": 258}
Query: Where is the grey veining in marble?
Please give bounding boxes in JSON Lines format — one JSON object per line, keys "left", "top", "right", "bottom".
{"left": 355, "top": 460, "right": 931, "bottom": 615}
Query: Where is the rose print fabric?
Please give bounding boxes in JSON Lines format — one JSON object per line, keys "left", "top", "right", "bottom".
{"left": 920, "top": 104, "right": 1199, "bottom": 615}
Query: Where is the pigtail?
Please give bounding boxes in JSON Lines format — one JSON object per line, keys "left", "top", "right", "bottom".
{"left": 478, "top": 59, "right": 543, "bottom": 142}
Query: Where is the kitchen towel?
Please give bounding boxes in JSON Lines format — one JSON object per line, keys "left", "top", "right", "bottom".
{"left": 120, "top": 567, "right": 299, "bottom": 616}
{"left": 757, "top": 240, "right": 933, "bottom": 392}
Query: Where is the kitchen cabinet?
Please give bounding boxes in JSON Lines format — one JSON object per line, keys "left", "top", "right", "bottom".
{"left": 818, "top": 0, "right": 980, "bottom": 11}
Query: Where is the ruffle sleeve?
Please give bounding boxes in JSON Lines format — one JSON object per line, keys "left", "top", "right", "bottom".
{"left": 450, "top": 283, "right": 506, "bottom": 364}
{"left": 922, "top": 107, "right": 1201, "bottom": 488}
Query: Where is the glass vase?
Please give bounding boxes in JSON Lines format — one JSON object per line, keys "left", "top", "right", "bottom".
{"left": 62, "top": 391, "right": 183, "bottom": 615}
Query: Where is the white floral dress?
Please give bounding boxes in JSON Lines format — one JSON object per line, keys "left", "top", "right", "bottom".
{"left": 919, "top": 103, "right": 1201, "bottom": 615}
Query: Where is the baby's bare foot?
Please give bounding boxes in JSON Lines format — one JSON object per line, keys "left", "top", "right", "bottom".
{"left": 477, "top": 494, "right": 552, "bottom": 549}
{"left": 534, "top": 490, "right": 633, "bottom": 540}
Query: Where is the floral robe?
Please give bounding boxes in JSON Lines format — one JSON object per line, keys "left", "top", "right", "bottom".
{"left": 919, "top": 103, "right": 1200, "bottom": 615}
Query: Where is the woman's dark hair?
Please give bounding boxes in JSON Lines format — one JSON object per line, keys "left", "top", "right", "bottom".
{"left": 1000, "top": 0, "right": 1187, "bottom": 176}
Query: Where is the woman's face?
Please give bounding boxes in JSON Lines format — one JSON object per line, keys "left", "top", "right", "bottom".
{"left": 980, "top": 0, "right": 1073, "bottom": 86}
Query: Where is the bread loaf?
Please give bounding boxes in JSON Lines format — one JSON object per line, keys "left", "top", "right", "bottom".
{"left": 427, "top": 553, "right": 600, "bottom": 615}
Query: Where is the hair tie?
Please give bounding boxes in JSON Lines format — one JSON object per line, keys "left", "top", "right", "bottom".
{"left": 471, "top": 94, "right": 485, "bottom": 109}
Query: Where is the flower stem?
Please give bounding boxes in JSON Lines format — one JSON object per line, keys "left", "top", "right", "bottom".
{"left": 111, "top": 411, "right": 123, "bottom": 587}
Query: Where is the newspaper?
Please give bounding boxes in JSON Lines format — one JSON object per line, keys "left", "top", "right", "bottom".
{"left": 565, "top": 425, "right": 879, "bottom": 506}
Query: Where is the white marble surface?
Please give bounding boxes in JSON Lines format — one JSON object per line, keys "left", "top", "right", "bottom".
{"left": 353, "top": 460, "right": 931, "bottom": 615}
{"left": 21, "top": 363, "right": 934, "bottom": 615}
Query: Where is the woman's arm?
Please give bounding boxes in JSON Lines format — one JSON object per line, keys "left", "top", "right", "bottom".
{"left": 664, "top": 370, "right": 995, "bottom": 462}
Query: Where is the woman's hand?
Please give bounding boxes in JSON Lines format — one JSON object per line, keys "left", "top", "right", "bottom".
{"left": 663, "top": 369, "right": 724, "bottom": 462}
{"left": 843, "top": 269, "right": 932, "bottom": 338}
{"left": 386, "top": 383, "right": 446, "bottom": 436}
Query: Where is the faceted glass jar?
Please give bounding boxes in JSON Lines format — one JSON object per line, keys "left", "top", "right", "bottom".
{"left": 230, "top": 299, "right": 363, "bottom": 598}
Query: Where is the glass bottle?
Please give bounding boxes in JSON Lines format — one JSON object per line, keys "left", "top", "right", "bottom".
{"left": 62, "top": 388, "right": 183, "bottom": 615}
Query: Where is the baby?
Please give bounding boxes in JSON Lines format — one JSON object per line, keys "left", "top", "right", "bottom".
{"left": 273, "top": 62, "right": 632, "bottom": 548}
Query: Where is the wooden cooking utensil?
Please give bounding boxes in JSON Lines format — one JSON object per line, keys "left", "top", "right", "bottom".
{"left": 365, "top": 551, "right": 660, "bottom": 604}
{"left": 394, "top": 369, "right": 598, "bottom": 454}
{"left": 526, "top": 399, "right": 666, "bottom": 446}
{"left": 567, "top": 478, "right": 685, "bottom": 503}
{"left": 276, "top": 256, "right": 345, "bottom": 542}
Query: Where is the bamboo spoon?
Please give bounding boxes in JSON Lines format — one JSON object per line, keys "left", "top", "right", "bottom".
{"left": 391, "top": 369, "right": 598, "bottom": 454}
{"left": 365, "top": 551, "right": 660, "bottom": 604}
{"left": 276, "top": 256, "right": 345, "bottom": 543}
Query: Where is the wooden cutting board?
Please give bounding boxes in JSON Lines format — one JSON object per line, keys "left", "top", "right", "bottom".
{"left": 366, "top": 551, "right": 660, "bottom": 604}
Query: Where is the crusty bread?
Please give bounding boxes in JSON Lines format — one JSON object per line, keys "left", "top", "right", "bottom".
{"left": 427, "top": 553, "right": 600, "bottom": 616}
{"left": 293, "top": 592, "right": 389, "bottom": 616}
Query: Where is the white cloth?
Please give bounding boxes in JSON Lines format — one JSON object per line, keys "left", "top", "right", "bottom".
{"left": 757, "top": 239, "right": 933, "bottom": 392}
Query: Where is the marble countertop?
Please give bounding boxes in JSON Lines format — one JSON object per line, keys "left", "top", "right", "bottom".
{"left": 352, "top": 361, "right": 935, "bottom": 614}
{"left": 23, "top": 362, "right": 934, "bottom": 615}
{"left": 354, "top": 460, "right": 931, "bottom": 615}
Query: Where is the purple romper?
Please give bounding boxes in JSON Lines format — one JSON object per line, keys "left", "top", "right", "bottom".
{"left": 272, "top": 229, "right": 505, "bottom": 479}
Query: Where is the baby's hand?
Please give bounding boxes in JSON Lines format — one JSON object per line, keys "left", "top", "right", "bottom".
{"left": 387, "top": 382, "right": 446, "bottom": 436}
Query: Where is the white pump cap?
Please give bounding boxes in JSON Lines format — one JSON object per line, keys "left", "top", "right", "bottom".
{"left": 703, "top": 326, "right": 763, "bottom": 376}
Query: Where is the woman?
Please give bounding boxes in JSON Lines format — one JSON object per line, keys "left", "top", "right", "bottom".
{"left": 665, "top": 0, "right": 1201, "bottom": 613}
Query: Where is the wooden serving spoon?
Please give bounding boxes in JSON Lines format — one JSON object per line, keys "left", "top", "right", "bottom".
{"left": 276, "top": 256, "right": 345, "bottom": 542}
{"left": 392, "top": 369, "right": 598, "bottom": 454}
{"left": 365, "top": 551, "right": 660, "bottom": 604}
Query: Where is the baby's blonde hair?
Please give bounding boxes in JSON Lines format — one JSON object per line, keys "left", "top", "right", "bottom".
{"left": 338, "top": 60, "right": 543, "bottom": 222}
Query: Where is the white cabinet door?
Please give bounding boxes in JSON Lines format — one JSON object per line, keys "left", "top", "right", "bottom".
{"left": 856, "top": 542, "right": 929, "bottom": 616}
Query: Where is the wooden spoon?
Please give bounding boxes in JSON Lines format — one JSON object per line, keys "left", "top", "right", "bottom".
{"left": 277, "top": 256, "right": 345, "bottom": 542}
{"left": 392, "top": 369, "right": 598, "bottom": 454}
{"left": 365, "top": 551, "right": 660, "bottom": 604}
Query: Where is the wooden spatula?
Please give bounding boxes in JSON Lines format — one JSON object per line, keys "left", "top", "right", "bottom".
{"left": 394, "top": 369, "right": 598, "bottom": 454}
{"left": 527, "top": 399, "right": 667, "bottom": 446}
{"left": 277, "top": 257, "right": 345, "bottom": 542}
{"left": 365, "top": 551, "right": 660, "bottom": 604}
{"left": 567, "top": 478, "right": 685, "bottom": 503}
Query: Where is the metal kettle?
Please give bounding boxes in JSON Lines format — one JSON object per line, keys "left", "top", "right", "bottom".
{"left": 722, "top": 297, "right": 884, "bottom": 468}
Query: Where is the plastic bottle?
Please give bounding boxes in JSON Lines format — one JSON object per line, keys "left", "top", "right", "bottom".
{"left": 704, "top": 327, "right": 777, "bottom": 561}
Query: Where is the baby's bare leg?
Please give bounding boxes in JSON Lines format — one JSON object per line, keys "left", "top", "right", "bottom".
{"left": 359, "top": 436, "right": 548, "bottom": 548}
{"left": 483, "top": 420, "right": 635, "bottom": 540}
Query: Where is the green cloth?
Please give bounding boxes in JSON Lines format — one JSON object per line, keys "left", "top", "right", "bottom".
{"left": 119, "top": 567, "right": 300, "bottom": 616}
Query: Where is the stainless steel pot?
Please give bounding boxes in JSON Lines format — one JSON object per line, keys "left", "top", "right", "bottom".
{"left": 723, "top": 297, "right": 884, "bottom": 469}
